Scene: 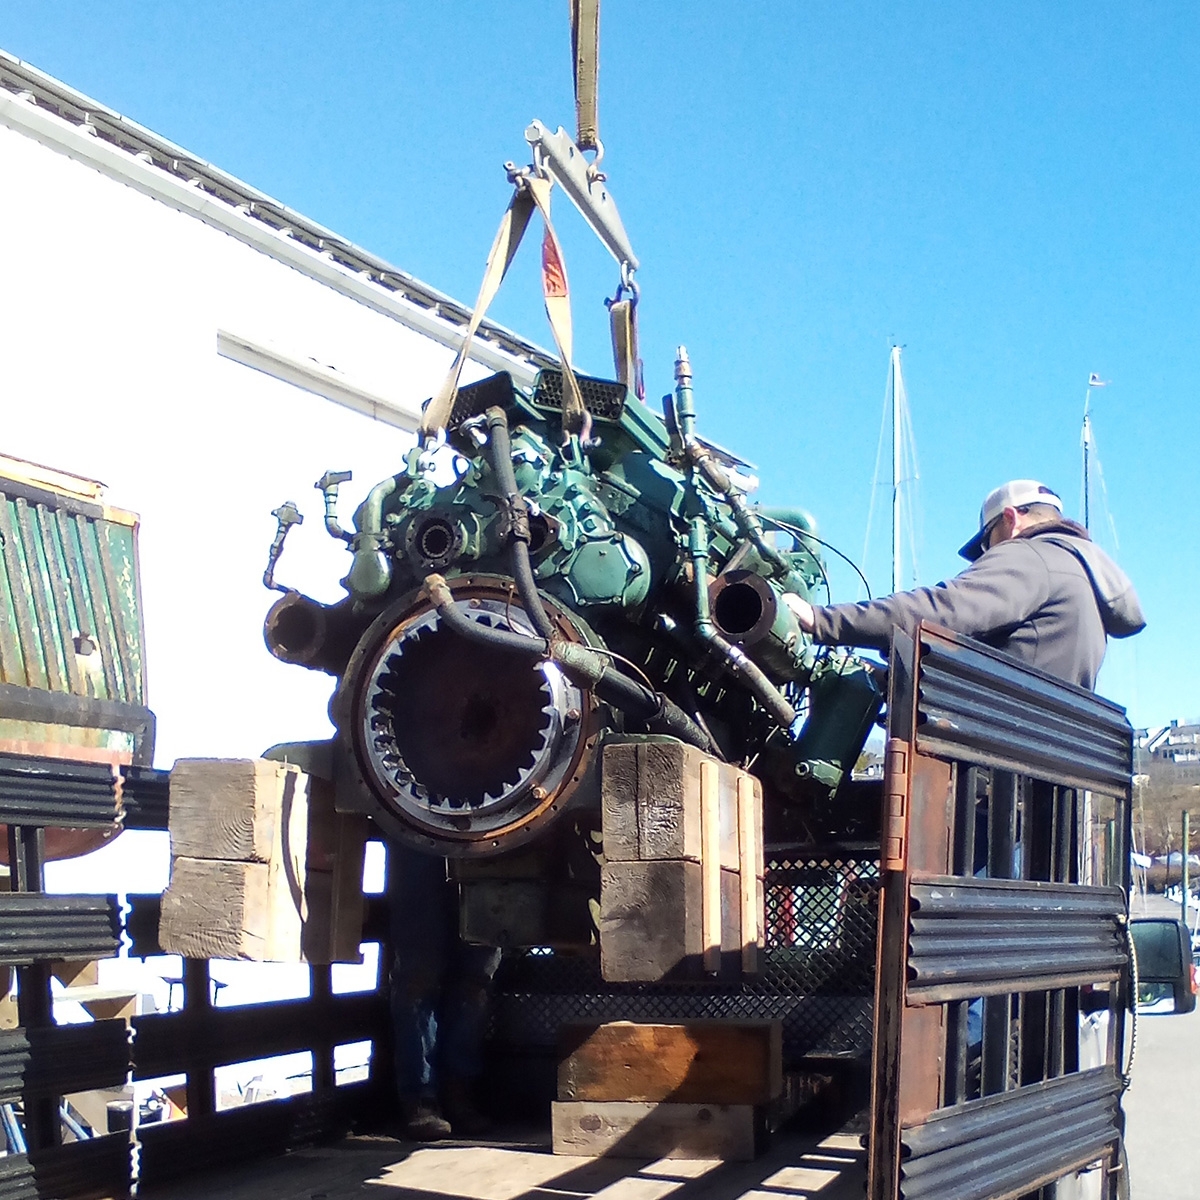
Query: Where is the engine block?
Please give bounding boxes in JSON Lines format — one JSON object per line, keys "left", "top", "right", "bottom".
{"left": 264, "top": 355, "right": 883, "bottom": 863}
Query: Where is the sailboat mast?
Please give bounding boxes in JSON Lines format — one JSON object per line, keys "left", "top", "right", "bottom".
{"left": 891, "top": 345, "right": 903, "bottom": 592}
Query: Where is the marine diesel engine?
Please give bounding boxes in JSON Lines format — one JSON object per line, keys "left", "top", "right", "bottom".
{"left": 263, "top": 352, "right": 882, "bottom": 865}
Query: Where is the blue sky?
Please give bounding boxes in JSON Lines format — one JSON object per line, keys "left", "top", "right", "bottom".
{"left": 5, "top": 2, "right": 1198, "bottom": 727}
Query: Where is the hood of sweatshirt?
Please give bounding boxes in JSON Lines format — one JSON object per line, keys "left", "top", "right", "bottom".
{"left": 1021, "top": 521, "right": 1147, "bottom": 638}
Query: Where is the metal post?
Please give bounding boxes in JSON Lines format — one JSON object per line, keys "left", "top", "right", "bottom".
{"left": 1182, "top": 810, "right": 1190, "bottom": 927}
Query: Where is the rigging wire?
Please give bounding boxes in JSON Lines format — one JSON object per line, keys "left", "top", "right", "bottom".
{"left": 860, "top": 367, "right": 892, "bottom": 592}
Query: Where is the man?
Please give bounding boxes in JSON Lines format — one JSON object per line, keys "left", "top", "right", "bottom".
{"left": 786, "top": 480, "right": 1144, "bottom": 689}
{"left": 389, "top": 842, "right": 501, "bottom": 1141}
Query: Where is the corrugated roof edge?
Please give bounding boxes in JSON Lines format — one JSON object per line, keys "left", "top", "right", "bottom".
{"left": 0, "top": 48, "right": 557, "bottom": 377}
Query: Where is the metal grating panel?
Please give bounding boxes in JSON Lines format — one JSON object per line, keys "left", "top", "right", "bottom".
{"left": 532, "top": 369, "right": 627, "bottom": 422}
{"left": 899, "top": 1066, "right": 1121, "bottom": 1200}
{"left": 490, "top": 855, "right": 879, "bottom": 1065}
{"left": 0, "top": 753, "right": 121, "bottom": 828}
{"left": 907, "top": 878, "right": 1127, "bottom": 1003}
{"left": 914, "top": 629, "right": 1132, "bottom": 793}
{"left": 0, "top": 893, "right": 120, "bottom": 964}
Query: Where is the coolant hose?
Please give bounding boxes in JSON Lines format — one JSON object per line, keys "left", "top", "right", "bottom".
{"left": 697, "top": 622, "right": 799, "bottom": 730}
{"left": 483, "top": 407, "right": 557, "bottom": 642}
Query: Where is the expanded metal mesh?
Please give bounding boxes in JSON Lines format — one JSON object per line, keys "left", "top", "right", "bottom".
{"left": 489, "top": 854, "right": 879, "bottom": 1066}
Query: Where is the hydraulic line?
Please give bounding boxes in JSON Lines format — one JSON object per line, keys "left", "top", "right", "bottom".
{"left": 670, "top": 348, "right": 798, "bottom": 730}
{"left": 673, "top": 347, "right": 790, "bottom": 581}
{"left": 688, "top": 518, "right": 798, "bottom": 732}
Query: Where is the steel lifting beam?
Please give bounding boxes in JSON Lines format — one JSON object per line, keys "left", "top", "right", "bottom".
{"left": 524, "top": 120, "right": 639, "bottom": 271}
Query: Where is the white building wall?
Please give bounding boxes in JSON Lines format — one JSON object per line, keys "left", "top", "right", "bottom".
{"left": 0, "top": 103, "right": 512, "bottom": 774}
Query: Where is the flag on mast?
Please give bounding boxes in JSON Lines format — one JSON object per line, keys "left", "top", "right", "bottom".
{"left": 1088, "top": 373, "right": 1109, "bottom": 388}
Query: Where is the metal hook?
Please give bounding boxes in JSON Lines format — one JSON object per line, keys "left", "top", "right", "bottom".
{"left": 584, "top": 138, "right": 606, "bottom": 183}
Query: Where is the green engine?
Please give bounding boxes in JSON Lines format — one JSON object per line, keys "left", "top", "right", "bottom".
{"left": 264, "top": 350, "right": 882, "bottom": 860}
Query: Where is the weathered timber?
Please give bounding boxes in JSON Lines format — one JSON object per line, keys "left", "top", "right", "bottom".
{"left": 458, "top": 879, "right": 595, "bottom": 950}
{"left": 160, "top": 759, "right": 366, "bottom": 963}
{"left": 599, "top": 738, "right": 765, "bottom": 982}
{"left": 160, "top": 858, "right": 277, "bottom": 960}
{"left": 168, "top": 759, "right": 306, "bottom": 863}
{"left": 602, "top": 738, "right": 756, "bottom": 867}
{"left": 558, "top": 1020, "right": 783, "bottom": 1104}
{"left": 551, "top": 1099, "right": 760, "bottom": 1160}
{"left": 599, "top": 860, "right": 703, "bottom": 981}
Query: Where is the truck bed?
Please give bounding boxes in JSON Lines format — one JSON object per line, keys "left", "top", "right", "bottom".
{"left": 140, "top": 1128, "right": 866, "bottom": 1200}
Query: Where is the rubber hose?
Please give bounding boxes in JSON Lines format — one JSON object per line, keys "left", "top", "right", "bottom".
{"left": 550, "top": 642, "right": 713, "bottom": 752}
{"left": 697, "top": 622, "right": 798, "bottom": 730}
{"left": 426, "top": 574, "right": 712, "bottom": 753}
{"left": 484, "top": 406, "right": 558, "bottom": 642}
{"left": 423, "top": 574, "right": 548, "bottom": 657}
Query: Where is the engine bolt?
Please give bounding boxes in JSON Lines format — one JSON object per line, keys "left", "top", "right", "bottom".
{"left": 469, "top": 598, "right": 480, "bottom": 607}
{"left": 567, "top": 708, "right": 581, "bottom": 721}
{"left": 532, "top": 786, "right": 548, "bottom": 800}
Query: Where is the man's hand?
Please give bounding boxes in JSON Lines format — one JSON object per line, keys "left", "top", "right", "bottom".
{"left": 782, "top": 592, "right": 816, "bottom": 634}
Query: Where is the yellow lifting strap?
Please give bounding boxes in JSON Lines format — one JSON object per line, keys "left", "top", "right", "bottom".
{"left": 608, "top": 296, "right": 639, "bottom": 398}
{"left": 570, "top": 0, "right": 601, "bottom": 152}
{"left": 420, "top": 172, "right": 589, "bottom": 445}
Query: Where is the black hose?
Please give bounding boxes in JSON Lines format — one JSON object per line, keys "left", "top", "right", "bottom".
{"left": 423, "top": 575, "right": 711, "bottom": 750}
{"left": 550, "top": 643, "right": 714, "bottom": 753}
{"left": 423, "top": 574, "right": 548, "bottom": 657}
{"left": 483, "top": 406, "right": 558, "bottom": 642}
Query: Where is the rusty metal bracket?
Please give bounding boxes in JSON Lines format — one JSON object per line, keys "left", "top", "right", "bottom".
{"left": 882, "top": 737, "right": 911, "bottom": 871}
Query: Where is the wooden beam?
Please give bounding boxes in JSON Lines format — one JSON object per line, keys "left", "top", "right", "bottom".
{"left": 559, "top": 1020, "right": 783, "bottom": 1105}
{"left": 160, "top": 759, "right": 366, "bottom": 963}
{"left": 551, "top": 1100, "right": 759, "bottom": 1160}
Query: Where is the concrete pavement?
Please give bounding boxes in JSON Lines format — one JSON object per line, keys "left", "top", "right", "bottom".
{"left": 1124, "top": 895, "right": 1200, "bottom": 1199}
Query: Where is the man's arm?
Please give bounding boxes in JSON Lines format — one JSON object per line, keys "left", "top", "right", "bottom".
{"left": 790, "top": 541, "right": 1052, "bottom": 650}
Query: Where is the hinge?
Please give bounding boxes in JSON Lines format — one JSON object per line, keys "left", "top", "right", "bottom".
{"left": 882, "top": 737, "right": 911, "bottom": 871}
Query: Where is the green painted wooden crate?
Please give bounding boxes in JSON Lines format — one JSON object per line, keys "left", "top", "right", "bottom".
{"left": 0, "top": 453, "right": 153, "bottom": 767}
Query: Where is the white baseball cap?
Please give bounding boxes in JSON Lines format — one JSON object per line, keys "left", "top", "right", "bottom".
{"left": 958, "top": 480, "right": 1063, "bottom": 561}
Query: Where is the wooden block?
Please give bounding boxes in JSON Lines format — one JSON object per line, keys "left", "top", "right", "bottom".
{"left": 600, "top": 739, "right": 765, "bottom": 982}
{"left": 599, "top": 860, "right": 703, "bottom": 981}
{"left": 551, "top": 1100, "right": 759, "bottom": 1160}
{"left": 459, "top": 879, "right": 594, "bottom": 950}
{"left": 159, "top": 858, "right": 277, "bottom": 960}
{"left": 701, "top": 760, "right": 722, "bottom": 972}
{"left": 637, "top": 741, "right": 706, "bottom": 862}
{"left": 51, "top": 960, "right": 99, "bottom": 988}
{"left": 305, "top": 779, "right": 368, "bottom": 964}
{"left": 598, "top": 740, "right": 642, "bottom": 861}
{"left": 559, "top": 1020, "right": 783, "bottom": 1104}
{"left": 451, "top": 844, "right": 554, "bottom": 881}
{"left": 169, "top": 758, "right": 307, "bottom": 863}
{"left": 601, "top": 739, "right": 747, "bottom": 868}
{"left": 161, "top": 759, "right": 366, "bottom": 964}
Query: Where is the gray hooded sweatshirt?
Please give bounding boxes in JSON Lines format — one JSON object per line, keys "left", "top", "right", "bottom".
{"left": 808, "top": 520, "right": 1145, "bottom": 690}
